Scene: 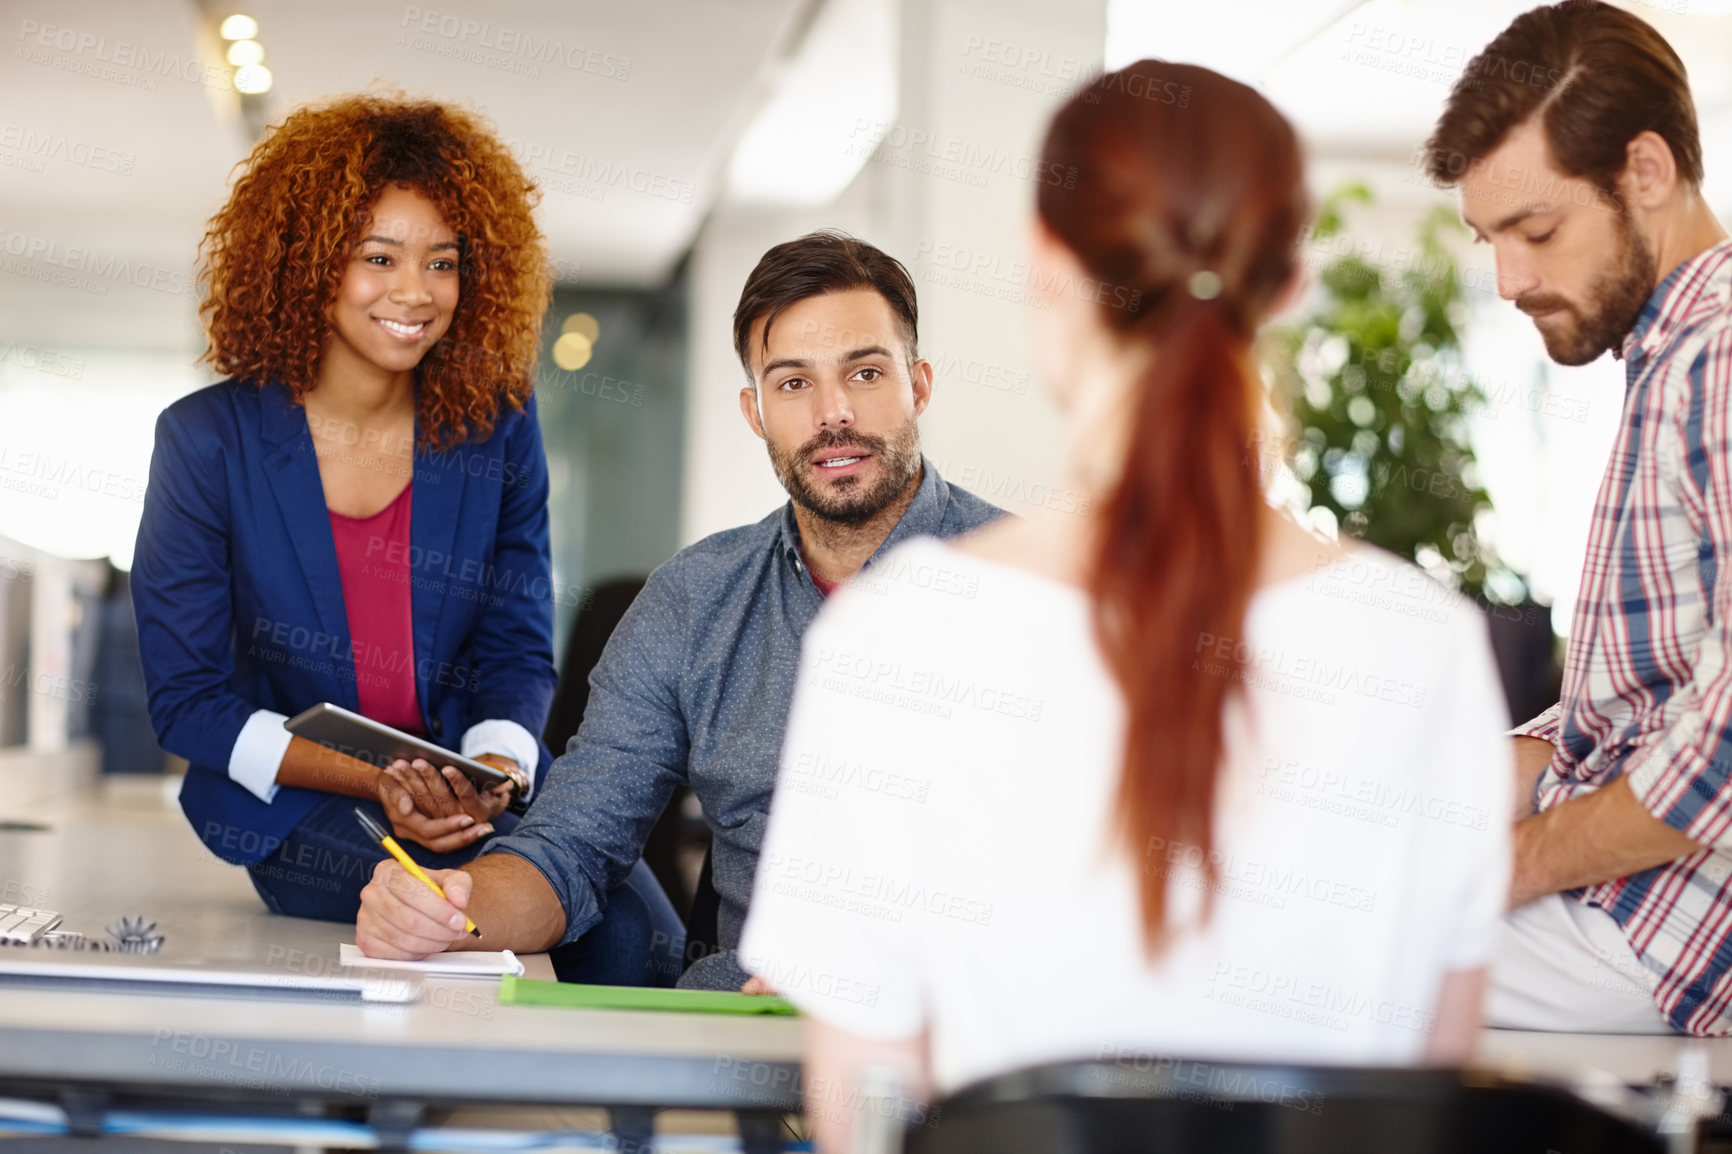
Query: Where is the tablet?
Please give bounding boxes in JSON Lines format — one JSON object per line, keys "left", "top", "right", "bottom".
{"left": 283, "top": 703, "right": 528, "bottom": 815}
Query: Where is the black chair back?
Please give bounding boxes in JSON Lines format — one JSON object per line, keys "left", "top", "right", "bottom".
{"left": 683, "top": 846, "right": 720, "bottom": 972}
{"left": 904, "top": 1060, "right": 1664, "bottom": 1154}
{"left": 543, "top": 577, "right": 648, "bottom": 756}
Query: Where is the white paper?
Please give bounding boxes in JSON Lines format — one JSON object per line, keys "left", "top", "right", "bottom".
{"left": 341, "top": 943, "right": 524, "bottom": 977}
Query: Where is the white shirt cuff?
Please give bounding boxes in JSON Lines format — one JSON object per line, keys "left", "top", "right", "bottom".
{"left": 229, "top": 709, "right": 290, "bottom": 803}
{"left": 461, "top": 719, "right": 540, "bottom": 799}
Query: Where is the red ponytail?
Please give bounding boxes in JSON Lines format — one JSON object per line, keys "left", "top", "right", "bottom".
{"left": 1094, "top": 302, "right": 1261, "bottom": 951}
{"left": 1039, "top": 62, "right": 1308, "bottom": 954}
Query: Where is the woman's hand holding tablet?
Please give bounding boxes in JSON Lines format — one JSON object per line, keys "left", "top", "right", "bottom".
{"left": 375, "top": 755, "right": 524, "bottom": 853}
{"left": 284, "top": 703, "right": 532, "bottom": 852}
{"left": 375, "top": 759, "right": 507, "bottom": 853}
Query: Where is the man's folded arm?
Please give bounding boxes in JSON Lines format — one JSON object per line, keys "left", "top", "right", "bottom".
{"left": 1511, "top": 777, "right": 1704, "bottom": 907}
{"left": 1513, "top": 340, "right": 1732, "bottom": 906}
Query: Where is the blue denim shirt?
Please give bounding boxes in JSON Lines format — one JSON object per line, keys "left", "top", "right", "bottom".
{"left": 485, "top": 459, "right": 1004, "bottom": 988}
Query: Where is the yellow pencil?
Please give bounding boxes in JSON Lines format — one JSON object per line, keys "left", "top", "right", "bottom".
{"left": 354, "top": 807, "right": 480, "bottom": 937}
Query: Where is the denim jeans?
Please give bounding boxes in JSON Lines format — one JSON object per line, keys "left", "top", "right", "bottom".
{"left": 246, "top": 794, "right": 684, "bottom": 986}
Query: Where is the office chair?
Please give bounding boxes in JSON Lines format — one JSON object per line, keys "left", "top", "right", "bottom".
{"left": 684, "top": 848, "right": 721, "bottom": 975}
{"left": 541, "top": 577, "right": 645, "bottom": 749}
{"left": 902, "top": 1059, "right": 1666, "bottom": 1154}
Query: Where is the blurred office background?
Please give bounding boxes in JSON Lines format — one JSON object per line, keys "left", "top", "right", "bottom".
{"left": 1, "top": 0, "right": 1730, "bottom": 781}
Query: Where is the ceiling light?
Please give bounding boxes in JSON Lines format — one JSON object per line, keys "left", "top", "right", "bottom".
{"left": 725, "top": 0, "right": 897, "bottom": 207}
{"left": 552, "top": 332, "right": 593, "bottom": 371}
{"left": 561, "top": 313, "right": 600, "bottom": 342}
{"left": 226, "top": 39, "right": 264, "bottom": 67}
{"left": 233, "top": 64, "right": 273, "bottom": 95}
{"left": 219, "top": 14, "right": 259, "bottom": 40}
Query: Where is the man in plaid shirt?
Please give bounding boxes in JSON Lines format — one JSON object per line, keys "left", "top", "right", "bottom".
{"left": 1427, "top": 1, "right": 1732, "bottom": 1034}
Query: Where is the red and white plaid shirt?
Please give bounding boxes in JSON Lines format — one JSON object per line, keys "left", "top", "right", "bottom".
{"left": 1517, "top": 239, "right": 1732, "bottom": 1035}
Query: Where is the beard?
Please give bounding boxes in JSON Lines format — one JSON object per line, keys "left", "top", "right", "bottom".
{"left": 1518, "top": 208, "right": 1657, "bottom": 367}
{"left": 767, "top": 420, "right": 924, "bottom": 527}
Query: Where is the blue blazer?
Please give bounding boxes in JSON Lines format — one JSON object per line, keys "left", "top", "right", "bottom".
{"left": 132, "top": 380, "right": 558, "bottom": 866}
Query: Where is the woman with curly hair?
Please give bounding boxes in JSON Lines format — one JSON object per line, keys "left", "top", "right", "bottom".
{"left": 132, "top": 96, "right": 681, "bottom": 982}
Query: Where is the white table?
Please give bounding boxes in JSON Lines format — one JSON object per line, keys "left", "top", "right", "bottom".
{"left": 1478, "top": 1027, "right": 1732, "bottom": 1087}
{"left": 0, "top": 776, "right": 804, "bottom": 1146}
{"left": 12, "top": 774, "right": 1732, "bottom": 1147}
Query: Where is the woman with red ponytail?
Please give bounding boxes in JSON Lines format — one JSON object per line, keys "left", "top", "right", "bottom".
{"left": 742, "top": 63, "right": 1512, "bottom": 1150}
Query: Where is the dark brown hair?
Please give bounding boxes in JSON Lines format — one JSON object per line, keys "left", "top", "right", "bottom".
{"left": 199, "top": 94, "right": 551, "bottom": 450}
{"left": 731, "top": 230, "right": 918, "bottom": 381}
{"left": 1424, "top": 0, "right": 1701, "bottom": 195}
{"left": 1038, "top": 61, "right": 1307, "bottom": 954}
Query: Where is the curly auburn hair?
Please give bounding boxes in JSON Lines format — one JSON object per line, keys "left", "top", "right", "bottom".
{"left": 198, "top": 94, "right": 551, "bottom": 449}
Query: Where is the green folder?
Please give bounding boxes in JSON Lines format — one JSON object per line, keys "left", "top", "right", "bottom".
{"left": 498, "top": 975, "right": 799, "bottom": 1016}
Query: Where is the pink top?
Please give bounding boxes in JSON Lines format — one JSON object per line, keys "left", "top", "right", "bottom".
{"left": 328, "top": 482, "right": 423, "bottom": 735}
{"left": 802, "top": 548, "right": 838, "bottom": 597}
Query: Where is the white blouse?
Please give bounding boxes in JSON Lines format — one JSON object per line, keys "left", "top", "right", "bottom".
{"left": 741, "top": 536, "right": 1512, "bottom": 1093}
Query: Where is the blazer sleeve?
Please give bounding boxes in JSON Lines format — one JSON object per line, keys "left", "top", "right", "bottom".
{"left": 132, "top": 405, "right": 265, "bottom": 778}
{"left": 462, "top": 395, "right": 558, "bottom": 765}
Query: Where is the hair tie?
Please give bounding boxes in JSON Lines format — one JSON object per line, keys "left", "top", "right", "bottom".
{"left": 1187, "top": 270, "right": 1223, "bottom": 301}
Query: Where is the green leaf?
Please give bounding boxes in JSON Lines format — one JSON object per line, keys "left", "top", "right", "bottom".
{"left": 1269, "top": 182, "right": 1525, "bottom": 601}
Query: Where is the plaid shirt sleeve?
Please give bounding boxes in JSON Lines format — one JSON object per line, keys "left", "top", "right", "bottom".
{"left": 1622, "top": 332, "right": 1732, "bottom": 846}
{"left": 1511, "top": 702, "right": 1563, "bottom": 744}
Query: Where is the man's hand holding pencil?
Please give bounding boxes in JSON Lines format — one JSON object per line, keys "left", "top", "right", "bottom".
{"left": 354, "top": 807, "right": 480, "bottom": 960}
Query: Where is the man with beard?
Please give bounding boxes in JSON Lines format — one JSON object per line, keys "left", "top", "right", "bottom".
{"left": 1426, "top": 1, "right": 1731, "bottom": 1034}
{"left": 355, "top": 231, "right": 1004, "bottom": 989}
